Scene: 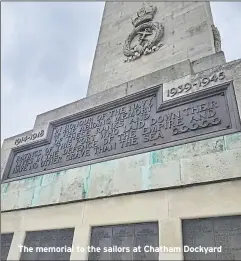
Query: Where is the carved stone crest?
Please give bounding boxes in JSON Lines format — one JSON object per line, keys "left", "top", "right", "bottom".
{"left": 212, "top": 25, "right": 222, "bottom": 52}
{"left": 123, "top": 4, "right": 164, "bottom": 62}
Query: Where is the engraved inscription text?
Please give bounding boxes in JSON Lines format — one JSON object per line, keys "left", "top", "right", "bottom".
{"left": 167, "top": 71, "right": 225, "bottom": 98}
{"left": 4, "top": 85, "right": 237, "bottom": 181}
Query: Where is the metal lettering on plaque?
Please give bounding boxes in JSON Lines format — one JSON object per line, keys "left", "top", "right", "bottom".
{"left": 88, "top": 222, "right": 159, "bottom": 261}
{"left": 3, "top": 82, "right": 240, "bottom": 181}
{"left": 1, "top": 233, "right": 14, "bottom": 261}
{"left": 182, "top": 215, "right": 241, "bottom": 260}
{"left": 20, "top": 228, "right": 74, "bottom": 261}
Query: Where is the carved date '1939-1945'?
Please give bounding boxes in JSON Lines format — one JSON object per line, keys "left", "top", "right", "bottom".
{"left": 5, "top": 88, "right": 234, "bottom": 181}
{"left": 167, "top": 71, "right": 225, "bottom": 98}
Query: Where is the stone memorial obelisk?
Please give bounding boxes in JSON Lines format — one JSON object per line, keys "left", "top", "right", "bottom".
{"left": 1, "top": 2, "right": 241, "bottom": 261}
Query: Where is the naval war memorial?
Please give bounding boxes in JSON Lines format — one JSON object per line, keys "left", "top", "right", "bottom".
{"left": 1, "top": 2, "right": 241, "bottom": 261}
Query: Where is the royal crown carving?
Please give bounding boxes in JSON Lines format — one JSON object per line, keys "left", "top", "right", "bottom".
{"left": 131, "top": 5, "right": 157, "bottom": 27}
{"left": 123, "top": 3, "right": 164, "bottom": 62}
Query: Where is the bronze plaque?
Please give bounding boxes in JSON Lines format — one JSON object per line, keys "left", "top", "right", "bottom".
{"left": 182, "top": 215, "right": 241, "bottom": 260}
{"left": 1, "top": 233, "right": 13, "bottom": 261}
{"left": 3, "top": 83, "right": 240, "bottom": 181}
{"left": 88, "top": 222, "right": 159, "bottom": 261}
{"left": 20, "top": 228, "right": 74, "bottom": 261}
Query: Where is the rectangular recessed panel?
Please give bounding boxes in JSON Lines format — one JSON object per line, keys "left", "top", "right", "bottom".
{"left": 1, "top": 233, "right": 14, "bottom": 261}
{"left": 3, "top": 83, "right": 240, "bottom": 181}
{"left": 88, "top": 222, "right": 159, "bottom": 261}
{"left": 20, "top": 228, "right": 74, "bottom": 261}
{"left": 182, "top": 215, "right": 241, "bottom": 260}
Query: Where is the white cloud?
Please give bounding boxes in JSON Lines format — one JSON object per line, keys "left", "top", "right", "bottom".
{"left": 1, "top": 4, "right": 15, "bottom": 55}
{"left": 1, "top": 2, "right": 105, "bottom": 141}
{"left": 1, "top": 73, "right": 14, "bottom": 96}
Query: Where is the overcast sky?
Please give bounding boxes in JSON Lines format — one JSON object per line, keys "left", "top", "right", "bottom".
{"left": 1, "top": 2, "right": 241, "bottom": 142}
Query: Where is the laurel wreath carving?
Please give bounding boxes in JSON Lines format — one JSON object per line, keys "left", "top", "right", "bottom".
{"left": 123, "top": 22, "right": 164, "bottom": 62}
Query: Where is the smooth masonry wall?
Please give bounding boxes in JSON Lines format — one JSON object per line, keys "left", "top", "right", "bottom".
{"left": 2, "top": 180, "right": 241, "bottom": 260}
{"left": 87, "top": 2, "right": 216, "bottom": 96}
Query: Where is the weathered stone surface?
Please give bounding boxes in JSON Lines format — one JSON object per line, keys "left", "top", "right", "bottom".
{"left": 1, "top": 133, "right": 241, "bottom": 211}
{"left": 1, "top": 149, "right": 11, "bottom": 179}
{"left": 192, "top": 51, "right": 226, "bottom": 73}
{"left": 14, "top": 187, "right": 36, "bottom": 209}
{"left": 181, "top": 148, "right": 241, "bottom": 185}
{"left": 87, "top": 163, "right": 116, "bottom": 198}
{"left": 127, "top": 60, "right": 193, "bottom": 95}
{"left": 59, "top": 167, "right": 90, "bottom": 202}
{"left": 150, "top": 136, "right": 225, "bottom": 165}
{"left": 33, "top": 181, "right": 62, "bottom": 206}
{"left": 88, "top": 154, "right": 148, "bottom": 198}
{"left": 149, "top": 161, "right": 181, "bottom": 189}
{"left": 87, "top": 2, "right": 215, "bottom": 96}
{"left": 1, "top": 191, "right": 18, "bottom": 211}
{"left": 233, "top": 77, "right": 241, "bottom": 116}
{"left": 224, "top": 132, "right": 241, "bottom": 150}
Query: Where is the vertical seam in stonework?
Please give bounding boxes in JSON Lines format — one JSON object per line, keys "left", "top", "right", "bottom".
{"left": 3, "top": 182, "right": 9, "bottom": 193}
{"left": 39, "top": 175, "right": 43, "bottom": 186}
{"left": 167, "top": 190, "right": 170, "bottom": 218}
{"left": 125, "top": 82, "right": 128, "bottom": 95}
{"left": 84, "top": 165, "right": 92, "bottom": 199}
{"left": 179, "top": 159, "right": 182, "bottom": 185}
{"left": 80, "top": 197, "right": 87, "bottom": 227}
{"left": 223, "top": 135, "right": 228, "bottom": 151}
{"left": 149, "top": 151, "right": 153, "bottom": 189}
{"left": 30, "top": 189, "right": 35, "bottom": 207}
{"left": 141, "top": 153, "right": 151, "bottom": 191}
{"left": 13, "top": 189, "right": 20, "bottom": 210}
{"left": 30, "top": 186, "right": 41, "bottom": 207}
